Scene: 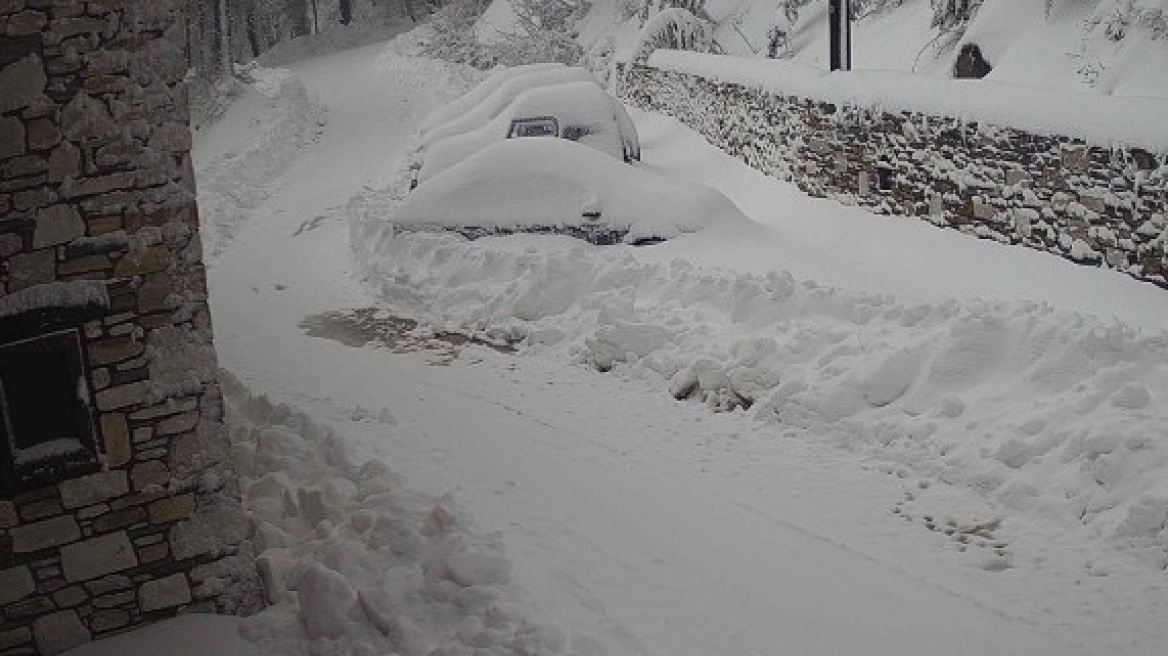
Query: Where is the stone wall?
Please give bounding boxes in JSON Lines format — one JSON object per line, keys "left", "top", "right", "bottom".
{"left": 618, "top": 62, "right": 1168, "bottom": 289}
{"left": 0, "top": 1, "right": 259, "bottom": 654}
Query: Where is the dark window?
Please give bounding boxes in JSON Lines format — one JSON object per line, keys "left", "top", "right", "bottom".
{"left": 1, "top": 329, "right": 100, "bottom": 495}
{"left": 876, "top": 164, "right": 895, "bottom": 192}
{"left": 508, "top": 117, "right": 558, "bottom": 139}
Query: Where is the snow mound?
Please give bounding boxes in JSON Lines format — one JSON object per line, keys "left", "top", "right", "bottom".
{"left": 193, "top": 66, "right": 326, "bottom": 259}
{"left": 219, "top": 373, "right": 573, "bottom": 656}
{"left": 397, "top": 138, "right": 751, "bottom": 244}
{"left": 348, "top": 227, "right": 1168, "bottom": 569}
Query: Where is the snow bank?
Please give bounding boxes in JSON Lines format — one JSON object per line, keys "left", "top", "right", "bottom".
{"left": 349, "top": 226, "right": 1168, "bottom": 569}
{"left": 219, "top": 373, "right": 571, "bottom": 656}
{"left": 644, "top": 49, "right": 1168, "bottom": 150}
{"left": 375, "top": 137, "right": 754, "bottom": 245}
{"left": 193, "top": 66, "right": 326, "bottom": 259}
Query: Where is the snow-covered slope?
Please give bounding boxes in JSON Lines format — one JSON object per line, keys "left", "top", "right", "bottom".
{"left": 575, "top": 0, "right": 1168, "bottom": 97}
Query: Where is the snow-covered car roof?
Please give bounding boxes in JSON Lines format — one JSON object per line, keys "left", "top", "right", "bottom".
{"left": 418, "top": 62, "right": 564, "bottom": 134}
{"left": 396, "top": 138, "right": 751, "bottom": 245}
{"left": 418, "top": 66, "right": 596, "bottom": 149}
{"left": 416, "top": 80, "right": 641, "bottom": 186}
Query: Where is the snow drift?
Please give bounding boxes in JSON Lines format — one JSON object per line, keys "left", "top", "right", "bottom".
{"left": 348, "top": 223, "right": 1168, "bottom": 570}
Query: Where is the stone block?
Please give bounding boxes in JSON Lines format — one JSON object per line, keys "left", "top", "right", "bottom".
{"left": 11, "top": 515, "right": 81, "bottom": 553}
{"left": 60, "top": 531, "right": 137, "bottom": 583}
{"left": 148, "top": 493, "right": 195, "bottom": 524}
{"left": 0, "top": 115, "right": 27, "bottom": 159}
{"left": 26, "top": 117, "right": 61, "bottom": 150}
{"left": 7, "top": 248, "right": 55, "bottom": 291}
{"left": 18, "top": 497, "right": 63, "bottom": 521}
{"left": 0, "top": 627, "right": 31, "bottom": 652}
{"left": 0, "top": 53, "right": 47, "bottom": 114}
{"left": 5, "top": 9, "right": 45, "bottom": 35}
{"left": 88, "top": 335, "right": 144, "bottom": 366}
{"left": 88, "top": 608, "right": 129, "bottom": 634}
{"left": 0, "top": 565, "right": 36, "bottom": 605}
{"left": 84, "top": 574, "right": 130, "bottom": 596}
{"left": 52, "top": 585, "right": 87, "bottom": 608}
{"left": 59, "top": 470, "right": 128, "bottom": 509}
{"left": 99, "top": 413, "right": 131, "bottom": 467}
{"left": 91, "top": 505, "right": 146, "bottom": 534}
{"left": 0, "top": 232, "right": 22, "bottom": 258}
{"left": 47, "top": 140, "right": 80, "bottom": 182}
{"left": 33, "top": 610, "right": 91, "bottom": 656}
{"left": 138, "top": 573, "right": 190, "bottom": 612}
{"left": 31, "top": 203, "right": 84, "bottom": 247}
{"left": 138, "top": 542, "right": 168, "bottom": 563}
{"left": 156, "top": 411, "right": 199, "bottom": 437}
{"left": 61, "top": 171, "right": 136, "bottom": 199}
{"left": 95, "top": 381, "right": 145, "bottom": 411}
{"left": 91, "top": 590, "right": 134, "bottom": 608}
{"left": 58, "top": 254, "right": 111, "bottom": 275}
{"left": 131, "top": 460, "right": 170, "bottom": 490}
{"left": 0, "top": 499, "right": 17, "bottom": 528}
{"left": 113, "top": 245, "right": 171, "bottom": 277}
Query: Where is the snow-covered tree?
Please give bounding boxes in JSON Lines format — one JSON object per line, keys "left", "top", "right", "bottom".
{"left": 631, "top": 7, "right": 714, "bottom": 63}
{"left": 929, "top": 0, "right": 984, "bottom": 31}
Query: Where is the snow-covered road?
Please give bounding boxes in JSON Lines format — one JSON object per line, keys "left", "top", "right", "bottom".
{"left": 198, "top": 36, "right": 1168, "bottom": 656}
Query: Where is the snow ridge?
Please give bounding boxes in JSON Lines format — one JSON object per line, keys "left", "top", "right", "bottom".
{"left": 222, "top": 373, "right": 574, "bottom": 656}
{"left": 349, "top": 226, "right": 1168, "bottom": 568}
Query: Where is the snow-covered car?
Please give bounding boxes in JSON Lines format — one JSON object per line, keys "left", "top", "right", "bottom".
{"left": 418, "top": 66, "right": 596, "bottom": 149}
{"left": 413, "top": 80, "right": 641, "bottom": 188}
{"left": 394, "top": 137, "right": 750, "bottom": 245}
{"left": 418, "top": 62, "right": 564, "bottom": 134}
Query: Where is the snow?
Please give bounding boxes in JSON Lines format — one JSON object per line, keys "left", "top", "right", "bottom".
{"left": 62, "top": 614, "right": 257, "bottom": 656}
{"left": 418, "top": 66, "right": 596, "bottom": 148}
{"left": 416, "top": 80, "right": 636, "bottom": 184}
{"left": 89, "top": 23, "right": 1168, "bottom": 656}
{"left": 645, "top": 49, "right": 1168, "bottom": 149}
{"left": 394, "top": 137, "right": 753, "bottom": 242}
{"left": 578, "top": 0, "right": 1168, "bottom": 100}
{"left": 418, "top": 62, "right": 564, "bottom": 134}
{"left": 0, "top": 281, "right": 108, "bottom": 319}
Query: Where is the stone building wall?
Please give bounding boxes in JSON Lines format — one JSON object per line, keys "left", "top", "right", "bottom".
{"left": 618, "top": 62, "right": 1168, "bottom": 289}
{"left": 0, "top": 1, "right": 258, "bottom": 654}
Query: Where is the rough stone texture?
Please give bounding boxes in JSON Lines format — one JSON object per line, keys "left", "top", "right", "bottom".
{"left": 31, "top": 203, "right": 84, "bottom": 248}
{"left": 137, "top": 574, "right": 191, "bottom": 612}
{"left": 58, "top": 471, "right": 128, "bottom": 510}
{"left": 0, "top": 566, "right": 36, "bottom": 606}
{"left": 10, "top": 516, "right": 81, "bottom": 553}
{"left": 0, "top": 2, "right": 259, "bottom": 652}
{"left": 619, "top": 63, "right": 1168, "bottom": 289}
{"left": 60, "top": 531, "right": 137, "bottom": 583}
{"left": 32, "top": 610, "right": 90, "bottom": 656}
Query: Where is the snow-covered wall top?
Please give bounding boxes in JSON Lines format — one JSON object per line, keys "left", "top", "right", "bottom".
{"left": 619, "top": 61, "right": 1168, "bottom": 289}
{"left": 647, "top": 49, "right": 1168, "bottom": 150}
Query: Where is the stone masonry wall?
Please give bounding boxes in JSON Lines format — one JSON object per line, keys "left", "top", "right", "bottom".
{"left": 0, "top": 1, "right": 259, "bottom": 654}
{"left": 618, "top": 63, "right": 1168, "bottom": 289}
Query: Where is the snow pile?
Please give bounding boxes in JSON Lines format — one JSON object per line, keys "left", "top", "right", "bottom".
{"left": 349, "top": 227, "right": 1168, "bottom": 568}
{"left": 193, "top": 65, "right": 326, "bottom": 259}
{"left": 220, "top": 373, "right": 573, "bottom": 656}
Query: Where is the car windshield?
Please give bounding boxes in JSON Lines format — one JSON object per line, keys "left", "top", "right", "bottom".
{"left": 509, "top": 117, "right": 558, "bottom": 138}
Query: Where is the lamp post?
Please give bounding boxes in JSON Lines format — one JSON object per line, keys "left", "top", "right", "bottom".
{"left": 829, "top": 0, "right": 852, "bottom": 71}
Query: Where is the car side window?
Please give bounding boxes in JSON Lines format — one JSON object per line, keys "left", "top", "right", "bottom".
{"left": 508, "top": 117, "right": 558, "bottom": 139}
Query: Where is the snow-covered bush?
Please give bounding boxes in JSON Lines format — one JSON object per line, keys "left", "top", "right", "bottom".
{"left": 930, "top": 0, "right": 984, "bottom": 31}
{"left": 630, "top": 7, "right": 714, "bottom": 64}
{"left": 1083, "top": 0, "right": 1168, "bottom": 41}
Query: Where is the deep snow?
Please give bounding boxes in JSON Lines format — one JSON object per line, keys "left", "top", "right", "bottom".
{"left": 74, "top": 20, "right": 1168, "bottom": 656}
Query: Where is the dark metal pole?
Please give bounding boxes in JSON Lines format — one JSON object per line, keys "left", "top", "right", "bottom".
{"left": 829, "top": 0, "right": 852, "bottom": 71}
